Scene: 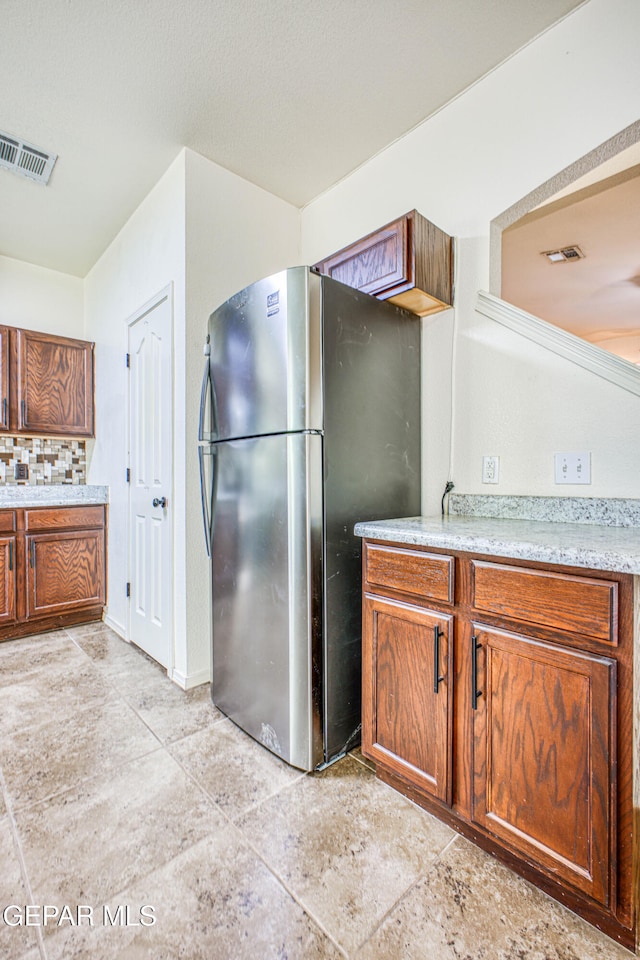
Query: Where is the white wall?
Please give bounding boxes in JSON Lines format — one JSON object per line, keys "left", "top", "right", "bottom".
{"left": 301, "top": 0, "right": 640, "bottom": 513}
{"left": 84, "top": 152, "right": 187, "bottom": 652}
{"left": 83, "top": 147, "right": 300, "bottom": 687}
{"left": 0, "top": 255, "right": 83, "bottom": 337}
{"left": 184, "top": 149, "right": 301, "bottom": 684}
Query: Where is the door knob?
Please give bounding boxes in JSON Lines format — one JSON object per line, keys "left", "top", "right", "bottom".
{"left": 152, "top": 497, "right": 167, "bottom": 508}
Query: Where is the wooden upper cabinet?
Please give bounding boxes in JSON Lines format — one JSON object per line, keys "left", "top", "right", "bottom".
{"left": 470, "top": 624, "right": 616, "bottom": 908}
{"left": 0, "top": 325, "right": 11, "bottom": 432}
{"left": 15, "top": 329, "right": 94, "bottom": 437}
{"left": 313, "top": 210, "right": 453, "bottom": 317}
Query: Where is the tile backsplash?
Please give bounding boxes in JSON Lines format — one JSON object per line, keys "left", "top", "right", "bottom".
{"left": 0, "top": 437, "right": 86, "bottom": 485}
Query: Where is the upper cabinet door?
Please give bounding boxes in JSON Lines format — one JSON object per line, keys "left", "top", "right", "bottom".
{"left": 0, "top": 325, "right": 10, "bottom": 432}
{"left": 16, "top": 330, "right": 94, "bottom": 437}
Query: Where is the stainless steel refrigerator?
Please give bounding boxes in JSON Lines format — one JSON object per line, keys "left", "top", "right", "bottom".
{"left": 198, "top": 266, "right": 420, "bottom": 771}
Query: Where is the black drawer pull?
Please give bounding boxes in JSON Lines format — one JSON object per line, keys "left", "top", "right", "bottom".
{"left": 471, "top": 635, "right": 483, "bottom": 710}
{"left": 433, "top": 625, "right": 444, "bottom": 693}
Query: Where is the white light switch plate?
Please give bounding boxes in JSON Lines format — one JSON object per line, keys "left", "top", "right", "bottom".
{"left": 554, "top": 452, "right": 591, "bottom": 484}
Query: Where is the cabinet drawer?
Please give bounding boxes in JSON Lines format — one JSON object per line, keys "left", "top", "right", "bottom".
{"left": 365, "top": 543, "right": 453, "bottom": 604}
{"left": 0, "top": 510, "right": 16, "bottom": 533}
{"left": 471, "top": 561, "right": 617, "bottom": 643}
{"left": 25, "top": 505, "right": 105, "bottom": 532}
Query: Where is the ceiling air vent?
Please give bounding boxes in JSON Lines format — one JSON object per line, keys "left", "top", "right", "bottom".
{"left": 541, "top": 245, "right": 585, "bottom": 263}
{"left": 0, "top": 131, "right": 57, "bottom": 185}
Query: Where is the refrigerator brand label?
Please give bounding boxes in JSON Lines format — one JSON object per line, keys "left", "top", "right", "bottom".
{"left": 267, "top": 290, "right": 280, "bottom": 317}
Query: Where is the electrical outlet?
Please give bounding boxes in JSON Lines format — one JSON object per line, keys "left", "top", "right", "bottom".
{"left": 482, "top": 456, "right": 500, "bottom": 484}
{"left": 14, "top": 463, "right": 29, "bottom": 480}
{"left": 554, "top": 452, "right": 591, "bottom": 484}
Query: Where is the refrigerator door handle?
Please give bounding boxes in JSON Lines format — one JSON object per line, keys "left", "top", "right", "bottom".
{"left": 198, "top": 445, "right": 214, "bottom": 557}
{"left": 198, "top": 336, "right": 214, "bottom": 442}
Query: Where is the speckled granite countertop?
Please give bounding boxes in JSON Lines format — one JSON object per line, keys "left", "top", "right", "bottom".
{"left": 0, "top": 485, "right": 108, "bottom": 508}
{"left": 354, "top": 515, "right": 640, "bottom": 575}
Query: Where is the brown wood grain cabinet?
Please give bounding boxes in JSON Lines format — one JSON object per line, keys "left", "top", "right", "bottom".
{"left": 0, "top": 535, "right": 18, "bottom": 624}
{"left": 15, "top": 329, "right": 94, "bottom": 436}
{"left": 361, "top": 539, "right": 636, "bottom": 951}
{"left": 363, "top": 594, "right": 453, "bottom": 805}
{"left": 0, "top": 505, "right": 106, "bottom": 641}
{"left": 470, "top": 624, "right": 616, "bottom": 907}
{"left": 0, "top": 325, "right": 95, "bottom": 438}
{"left": 313, "top": 210, "right": 453, "bottom": 317}
{"left": 0, "top": 324, "right": 11, "bottom": 432}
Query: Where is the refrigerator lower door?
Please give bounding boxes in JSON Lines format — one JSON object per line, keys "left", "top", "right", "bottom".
{"left": 210, "top": 431, "right": 324, "bottom": 771}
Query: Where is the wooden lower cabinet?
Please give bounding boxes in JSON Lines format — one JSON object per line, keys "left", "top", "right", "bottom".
{"left": 0, "top": 535, "right": 17, "bottom": 624}
{"left": 361, "top": 539, "right": 636, "bottom": 951}
{"left": 470, "top": 624, "right": 616, "bottom": 907}
{"left": 363, "top": 595, "right": 453, "bottom": 804}
{"left": 0, "top": 504, "right": 106, "bottom": 640}
{"left": 26, "top": 528, "right": 105, "bottom": 618}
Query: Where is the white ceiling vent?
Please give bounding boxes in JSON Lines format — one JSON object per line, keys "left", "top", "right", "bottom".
{"left": 541, "top": 245, "right": 585, "bottom": 263}
{"left": 0, "top": 131, "right": 57, "bottom": 185}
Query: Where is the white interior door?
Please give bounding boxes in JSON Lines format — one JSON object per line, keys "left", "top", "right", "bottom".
{"left": 128, "top": 291, "right": 173, "bottom": 668}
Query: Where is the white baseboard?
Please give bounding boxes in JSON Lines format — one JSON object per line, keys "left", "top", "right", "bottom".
{"left": 170, "top": 666, "right": 211, "bottom": 690}
{"left": 103, "top": 613, "right": 127, "bottom": 641}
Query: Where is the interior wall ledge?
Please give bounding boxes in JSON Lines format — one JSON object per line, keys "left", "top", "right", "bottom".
{"left": 475, "top": 291, "right": 640, "bottom": 399}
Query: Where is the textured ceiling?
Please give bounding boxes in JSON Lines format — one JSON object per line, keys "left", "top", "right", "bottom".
{"left": 0, "top": 0, "right": 584, "bottom": 277}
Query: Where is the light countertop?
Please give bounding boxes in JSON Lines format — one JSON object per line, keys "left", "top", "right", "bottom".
{"left": 0, "top": 485, "right": 109, "bottom": 508}
{"left": 354, "top": 515, "right": 640, "bottom": 575}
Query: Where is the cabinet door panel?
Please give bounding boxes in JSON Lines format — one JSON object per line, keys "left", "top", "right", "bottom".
{"left": 316, "top": 217, "right": 409, "bottom": 296}
{"left": 0, "top": 325, "right": 10, "bottom": 432}
{"left": 17, "top": 329, "right": 94, "bottom": 436}
{"left": 26, "top": 530, "right": 105, "bottom": 618}
{"left": 0, "top": 536, "right": 17, "bottom": 623}
{"left": 363, "top": 594, "right": 453, "bottom": 804}
{"left": 471, "top": 624, "right": 615, "bottom": 907}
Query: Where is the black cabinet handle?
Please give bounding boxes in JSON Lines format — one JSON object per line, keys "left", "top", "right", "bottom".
{"left": 8, "top": 541, "right": 12, "bottom": 571}
{"left": 30, "top": 540, "right": 35, "bottom": 568}
{"left": 471, "top": 635, "right": 483, "bottom": 710}
{"left": 21, "top": 399, "right": 26, "bottom": 424}
{"left": 433, "top": 625, "right": 444, "bottom": 693}
{"left": 2, "top": 397, "right": 6, "bottom": 427}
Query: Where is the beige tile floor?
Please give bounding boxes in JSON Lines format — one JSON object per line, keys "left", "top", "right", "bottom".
{"left": 0, "top": 623, "right": 635, "bottom": 959}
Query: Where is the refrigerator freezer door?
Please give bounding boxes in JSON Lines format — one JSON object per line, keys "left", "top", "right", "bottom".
{"left": 208, "top": 267, "right": 322, "bottom": 441}
{"left": 210, "top": 431, "right": 324, "bottom": 771}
